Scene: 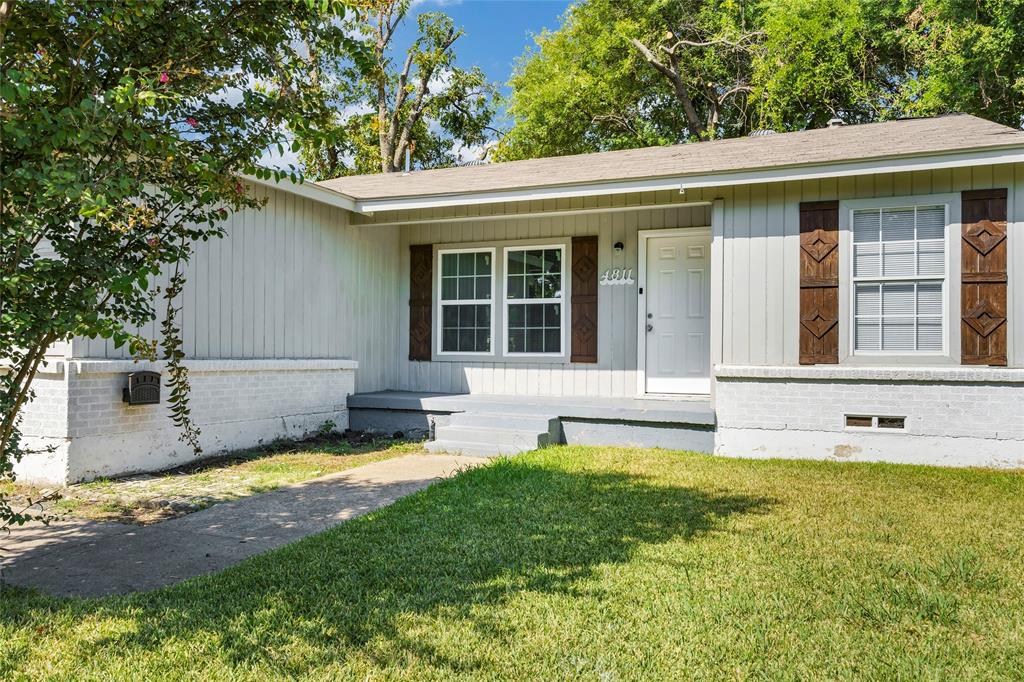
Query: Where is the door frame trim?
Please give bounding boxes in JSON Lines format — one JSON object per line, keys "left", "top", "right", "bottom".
{"left": 636, "top": 227, "right": 713, "bottom": 397}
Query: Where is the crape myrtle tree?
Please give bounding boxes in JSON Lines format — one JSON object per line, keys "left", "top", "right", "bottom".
{"left": 0, "top": 0, "right": 359, "bottom": 530}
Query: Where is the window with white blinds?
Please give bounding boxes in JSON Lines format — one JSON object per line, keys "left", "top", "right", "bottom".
{"left": 852, "top": 204, "right": 946, "bottom": 352}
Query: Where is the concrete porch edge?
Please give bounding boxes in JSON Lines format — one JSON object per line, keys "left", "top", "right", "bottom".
{"left": 346, "top": 390, "right": 716, "bottom": 426}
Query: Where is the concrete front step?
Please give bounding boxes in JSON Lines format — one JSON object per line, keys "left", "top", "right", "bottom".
{"left": 445, "top": 411, "right": 557, "bottom": 433}
{"left": 349, "top": 391, "right": 717, "bottom": 452}
{"left": 433, "top": 424, "right": 551, "bottom": 449}
{"left": 429, "top": 411, "right": 559, "bottom": 456}
{"left": 425, "top": 439, "right": 533, "bottom": 457}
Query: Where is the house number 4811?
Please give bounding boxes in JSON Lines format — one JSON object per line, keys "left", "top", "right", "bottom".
{"left": 599, "top": 268, "right": 635, "bottom": 286}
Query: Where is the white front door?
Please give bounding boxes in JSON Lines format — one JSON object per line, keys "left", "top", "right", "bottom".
{"left": 644, "top": 233, "right": 711, "bottom": 394}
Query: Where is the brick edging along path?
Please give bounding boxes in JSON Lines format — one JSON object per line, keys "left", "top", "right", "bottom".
{"left": 0, "top": 454, "right": 487, "bottom": 598}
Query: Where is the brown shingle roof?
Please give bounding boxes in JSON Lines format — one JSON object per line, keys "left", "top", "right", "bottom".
{"left": 317, "top": 115, "right": 1024, "bottom": 201}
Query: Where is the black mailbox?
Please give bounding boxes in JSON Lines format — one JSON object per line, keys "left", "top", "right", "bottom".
{"left": 122, "top": 371, "right": 161, "bottom": 405}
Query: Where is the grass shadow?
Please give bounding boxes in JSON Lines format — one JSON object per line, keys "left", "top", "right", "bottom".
{"left": 0, "top": 455, "right": 773, "bottom": 678}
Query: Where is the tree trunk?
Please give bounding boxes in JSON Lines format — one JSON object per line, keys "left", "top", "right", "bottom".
{"left": 0, "top": 1, "right": 14, "bottom": 51}
{"left": 628, "top": 38, "right": 703, "bottom": 137}
{"left": 0, "top": 338, "right": 52, "bottom": 463}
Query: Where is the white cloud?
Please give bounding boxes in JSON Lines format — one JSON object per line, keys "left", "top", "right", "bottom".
{"left": 258, "top": 139, "right": 301, "bottom": 171}
{"left": 257, "top": 120, "right": 301, "bottom": 170}
{"left": 453, "top": 139, "right": 497, "bottom": 164}
{"left": 427, "top": 68, "right": 454, "bottom": 94}
{"left": 340, "top": 102, "right": 374, "bottom": 118}
{"left": 411, "top": 0, "right": 464, "bottom": 7}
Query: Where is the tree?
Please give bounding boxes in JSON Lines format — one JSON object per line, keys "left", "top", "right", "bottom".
{"left": 751, "top": 0, "right": 889, "bottom": 131}
{"left": 892, "top": 0, "right": 1023, "bottom": 127}
{"left": 752, "top": 0, "right": 1024, "bottom": 130}
{"left": 496, "top": 0, "right": 762, "bottom": 161}
{"left": 498, "top": 0, "right": 1024, "bottom": 162}
{"left": 296, "top": 0, "right": 497, "bottom": 180}
{"left": 0, "top": 0, "right": 355, "bottom": 530}
{"left": 626, "top": 1, "right": 762, "bottom": 140}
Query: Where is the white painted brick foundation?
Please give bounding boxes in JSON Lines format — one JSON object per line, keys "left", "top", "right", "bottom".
{"left": 714, "top": 365, "right": 1024, "bottom": 468}
{"left": 16, "top": 359, "right": 357, "bottom": 485}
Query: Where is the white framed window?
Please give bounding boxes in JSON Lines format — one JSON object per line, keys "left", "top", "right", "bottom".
{"left": 503, "top": 245, "right": 566, "bottom": 356}
{"left": 437, "top": 247, "right": 495, "bottom": 355}
{"left": 851, "top": 204, "right": 947, "bottom": 354}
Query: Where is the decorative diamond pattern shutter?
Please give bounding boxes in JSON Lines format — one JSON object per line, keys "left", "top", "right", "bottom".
{"left": 961, "top": 189, "right": 1008, "bottom": 366}
{"left": 570, "top": 235, "right": 599, "bottom": 363}
{"left": 408, "top": 244, "right": 433, "bottom": 361}
{"left": 799, "top": 201, "right": 840, "bottom": 364}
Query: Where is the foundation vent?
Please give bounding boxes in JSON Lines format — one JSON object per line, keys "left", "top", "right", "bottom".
{"left": 845, "top": 414, "right": 905, "bottom": 430}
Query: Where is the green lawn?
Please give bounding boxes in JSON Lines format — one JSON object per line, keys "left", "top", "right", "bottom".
{"left": 2, "top": 447, "right": 1023, "bottom": 680}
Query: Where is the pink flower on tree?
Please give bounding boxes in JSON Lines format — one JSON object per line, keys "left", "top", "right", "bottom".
{"left": 147, "top": 237, "right": 160, "bottom": 248}
{"left": 159, "top": 72, "right": 169, "bottom": 84}
{"left": 186, "top": 117, "right": 198, "bottom": 128}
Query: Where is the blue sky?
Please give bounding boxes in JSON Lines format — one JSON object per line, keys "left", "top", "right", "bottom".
{"left": 400, "top": 0, "right": 572, "bottom": 93}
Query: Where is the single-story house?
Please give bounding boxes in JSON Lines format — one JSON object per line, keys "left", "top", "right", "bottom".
{"left": 18, "top": 113, "right": 1024, "bottom": 484}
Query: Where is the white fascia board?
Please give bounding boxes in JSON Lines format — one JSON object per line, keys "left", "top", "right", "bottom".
{"left": 354, "top": 200, "right": 713, "bottom": 228}
{"left": 353, "top": 176, "right": 685, "bottom": 213}
{"left": 352, "top": 144, "right": 1024, "bottom": 214}
{"left": 242, "top": 173, "right": 357, "bottom": 212}
{"left": 675, "top": 146, "right": 1024, "bottom": 190}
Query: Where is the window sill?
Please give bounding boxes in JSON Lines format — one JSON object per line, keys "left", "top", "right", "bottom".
{"left": 429, "top": 353, "right": 571, "bottom": 365}
{"left": 715, "top": 364, "right": 1024, "bottom": 383}
{"left": 842, "top": 354, "right": 956, "bottom": 367}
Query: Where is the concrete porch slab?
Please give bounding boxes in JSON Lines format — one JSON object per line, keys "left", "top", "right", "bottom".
{"left": 347, "top": 391, "right": 716, "bottom": 426}
{"left": 349, "top": 391, "right": 717, "bottom": 454}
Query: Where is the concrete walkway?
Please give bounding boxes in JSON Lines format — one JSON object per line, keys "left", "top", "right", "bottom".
{"left": 0, "top": 453, "right": 486, "bottom": 598}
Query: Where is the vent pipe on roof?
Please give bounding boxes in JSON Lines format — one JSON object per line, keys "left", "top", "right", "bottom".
{"left": 403, "top": 139, "right": 416, "bottom": 175}
{"left": 827, "top": 117, "right": 845, "bottom": 128}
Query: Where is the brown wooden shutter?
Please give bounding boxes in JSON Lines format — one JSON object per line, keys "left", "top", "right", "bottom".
{"left": 408, "top": 244, "right": 433, "bottom": 361}
{"left": 799, "top": 201, "right": 840, "bottom": 364}
{"left": 961, "top": 189, "right": 1008, "bottom": 366}
{"left": 570, "top": 235, "right": 599, "bottom": 363}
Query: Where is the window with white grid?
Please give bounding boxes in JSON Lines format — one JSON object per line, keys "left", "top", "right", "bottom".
{"left": 438, "top": 249, "right": 494, "bottom": 354}
{"left": 852, "top": 204, "right": 946, "bottom": 353}
{"left": 504, "top": 245, "right": 565, "bottom": 355}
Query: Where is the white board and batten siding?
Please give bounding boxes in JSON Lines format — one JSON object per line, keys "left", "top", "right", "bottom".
{"left": 394, "top": 163, "right": 1024, "bottom": 397}
{"left": 714, "top": 163, "right": 1024, "bottom": 368}
{"left": 70, "top": 163, "right": 1024, "bottom": 399}
{"left": 394, "top": 192, "right": 713, "bottom": 397}
{"left": 74, "top": 185, "right": 402, "bottom": 394}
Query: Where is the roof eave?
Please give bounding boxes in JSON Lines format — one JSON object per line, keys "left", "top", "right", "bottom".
{"left": 351, "top": 143, "right": 1024, "bottom": 214}
{"left": 242, "top": 173, "right": 357, "bottom": 212}
{"left": 675, "top": 143, "right": 1024, "bottom": 190}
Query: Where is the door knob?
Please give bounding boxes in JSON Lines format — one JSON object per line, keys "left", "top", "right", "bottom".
{"left": 646, "top": 324, "right": 654, "bottom": 332}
